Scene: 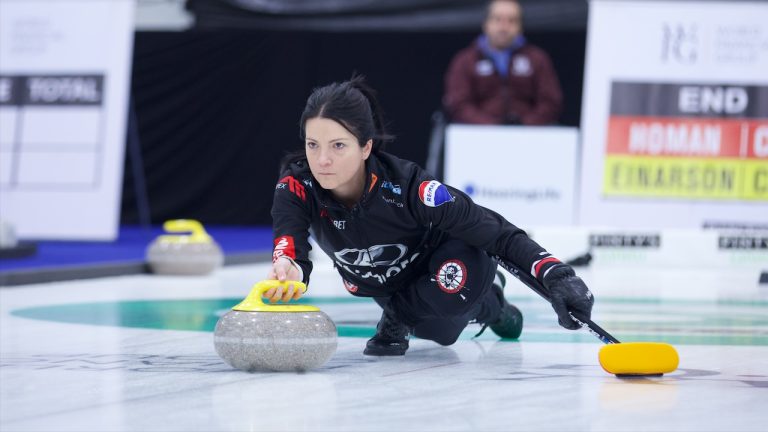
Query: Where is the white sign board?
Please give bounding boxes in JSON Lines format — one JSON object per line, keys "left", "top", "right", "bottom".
{"left": 579, "top": 0, "right": 768, "bottom": 229}
{"left": 528, "top": 227, "right": 767, "bottom": 270}
{"left": 445, "top": 125, "right": 578, "bottom": 229}
{"left": 0, "top": 0, "right": 135, "bottom": 240}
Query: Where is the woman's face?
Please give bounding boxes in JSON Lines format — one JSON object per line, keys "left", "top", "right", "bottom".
{"left": 305, "top": 117, "right": 371, "bottom": 199}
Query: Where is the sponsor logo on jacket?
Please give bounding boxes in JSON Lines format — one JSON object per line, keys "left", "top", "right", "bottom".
{"left": 276, "top": 176, "right": 306, "bottom": 201}
{"left": 320, "top": 209, "right": 346, "bottom": 230}
{"left": 342, "top": 279, "right": 358, "bottom": 293}
{"left": 475, "top": 59, "right": 494, "bottom": 76}
{"left": 380, "top": 181, "right": 404, "bottom": 207}
{"left": 436, "top": 260, "right": 467, "bottom": 294}
{"left": 418, "top": 180, "right": 454, "bottom": 207}
{"left": 334, "top": 244, "right": 408, "bottom": 267}
{"left": 333, "top": 244, "right": 420, "bottom": 285}
{"left": 512, "top": 55, "right": 532, "bottom": 76}
{"left": 381, "top": 181, "right": 402, "bottom": 195}
{"left": 381, "top": 196, "right": 404, "bottom": 208}
{"left": 273, "top": 235, "right": 296, "bottom": 262}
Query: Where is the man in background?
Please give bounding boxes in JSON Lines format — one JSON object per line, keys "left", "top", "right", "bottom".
{"left": 443, "top": 0, "right": 563, "bottom": 125}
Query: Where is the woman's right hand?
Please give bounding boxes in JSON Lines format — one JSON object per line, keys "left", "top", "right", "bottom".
{"left": 264, "top": 257, "right": 303, "bottom": 303}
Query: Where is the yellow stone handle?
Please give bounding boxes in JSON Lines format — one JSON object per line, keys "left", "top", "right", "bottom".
{"left": 158, "top": 219, "right": 212, "bottom": 243}
{"left": 232, "top": 280, "right": 318, "bottom": 312}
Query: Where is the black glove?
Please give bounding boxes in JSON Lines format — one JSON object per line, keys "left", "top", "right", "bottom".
{"left": 542, "top": 265, "right": 594, "bottom": 330}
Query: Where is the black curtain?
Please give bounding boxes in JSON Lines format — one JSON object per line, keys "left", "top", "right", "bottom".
{"left": 186, "top": 0, "right": 588, "bottom": 31}
{"left": 121, "top": 29, "right": 586, "bottom": 225}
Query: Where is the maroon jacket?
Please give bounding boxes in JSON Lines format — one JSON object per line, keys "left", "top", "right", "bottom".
{"left": 443, "top": 41, "right": 563, "bottom": 125}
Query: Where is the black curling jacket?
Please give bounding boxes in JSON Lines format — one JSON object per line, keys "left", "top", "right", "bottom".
{"left": 270, "top": 151, "right": 561, "bottom": 297}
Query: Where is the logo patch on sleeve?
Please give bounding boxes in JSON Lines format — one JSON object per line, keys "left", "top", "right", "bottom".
{"left": 436, "top": 259, "right": 467, "bottom": 293}
{"left": 272, "top": 235, "right": 296, "bottom": 262}
{"left": 342, "top": 279, "right": 359, "bottom": 293}
{"left": 418, "top": 180, "right": 454, "bottom": 207}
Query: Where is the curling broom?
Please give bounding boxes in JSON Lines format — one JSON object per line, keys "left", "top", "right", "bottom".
{"left": 494, "top": 256, "right": 679, "bottom": 377}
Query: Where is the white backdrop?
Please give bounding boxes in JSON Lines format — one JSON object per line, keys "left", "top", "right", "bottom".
{"left": 0, "top": 0, "right": 135, "bottom": 240}
{"left": 445, "top": 125, "right": 578, "bottom": 229}
{"left": 579, "top": 0, "right": 768, "bottom": 229}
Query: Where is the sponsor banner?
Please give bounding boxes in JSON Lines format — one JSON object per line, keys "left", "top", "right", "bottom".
{"left": 605, "top": 117, "right": 765, "bottom": 158}
{"left": 609, "top": 83, "right": 767, "bottom": 119}
{"left": 445, "top": 125, "right": 578, "bottom": 228}
{"left": 604, "top": 82, "right": 768, "bottom": 201}
{"left": 603, "top": 156, "right": 768, "bottom": 200}
{"left": 0, "top": 75, "right": 104, "bottom": 106}
{"left": 579, "top": 0, "right": 768, "bottom": 228}
{"left": 589, "top": 233, "right": 661, "bottom": 248}
{"left": 0, "top": 1, "right": 135, "bottom": 239}
{"left": 718, "top": 235, "right": 768, "bottom": 250}
{"left": 527, "top": 227, "right": 768, "bottom": 269}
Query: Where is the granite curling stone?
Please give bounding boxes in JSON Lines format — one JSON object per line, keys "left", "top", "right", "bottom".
{"left": 214, "top": 280, "right": 338, "bottom": 372}
{"left": 146, "top": 219, "right": 223, "bottom": 275}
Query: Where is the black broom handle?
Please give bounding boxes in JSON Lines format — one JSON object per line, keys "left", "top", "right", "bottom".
{"left": 493, "top": 255, "right": 621, "bottom": 344}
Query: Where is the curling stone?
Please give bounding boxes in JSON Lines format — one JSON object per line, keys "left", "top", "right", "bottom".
{"left": 0, "top": 219, "right": 17, "bottom": 248}
{"left": 214, "top": 280, "right": 338, "bottom": 372}
{"left": 146, "top": 219, "right": 224, "bottom": 275}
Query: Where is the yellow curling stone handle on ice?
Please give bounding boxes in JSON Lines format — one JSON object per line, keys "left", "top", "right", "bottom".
{"left": 158, "top": 219, "right": 213, "bottom": 244}
{"left": 233, "top": 280, "right": 319, "bottom": 313}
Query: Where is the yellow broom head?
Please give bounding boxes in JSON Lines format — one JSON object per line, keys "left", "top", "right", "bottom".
{"left": 599, "top": 342, "right": 679, "bottom": 376}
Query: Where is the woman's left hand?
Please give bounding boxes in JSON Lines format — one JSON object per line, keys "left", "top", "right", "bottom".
{"left": 543, "top": 265, "right": 594, "bottom": 330}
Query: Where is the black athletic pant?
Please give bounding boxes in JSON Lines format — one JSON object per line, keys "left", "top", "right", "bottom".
{"left": 375, "top": 238, "right": 503, "bottom": 346}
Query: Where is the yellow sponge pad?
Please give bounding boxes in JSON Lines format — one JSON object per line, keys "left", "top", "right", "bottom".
{"left": 599, "top": 342, "right": 679, "bottom": 376}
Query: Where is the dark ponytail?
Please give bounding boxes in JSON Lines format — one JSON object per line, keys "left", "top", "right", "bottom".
{"left": 344, "top": 74, "right": 394, "bottom": 151}
{"left": 280, "top": 74, "right": 394, "bottom": 173}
